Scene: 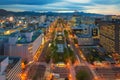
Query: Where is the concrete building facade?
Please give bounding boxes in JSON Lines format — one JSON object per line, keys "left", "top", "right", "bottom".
{"left": 4, "top": 30, "right": 44, "bottom": 62}
{"left": 99, "top": 21, "right": 120, "bottom": 54}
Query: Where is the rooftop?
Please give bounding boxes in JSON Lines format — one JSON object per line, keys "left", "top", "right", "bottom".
{"left": 76, "top": 34, "right": 92, "bottom": 38}
{"left": 0, "top": 56, "right": 7, "bottom": 63}
{"left": 20, "top": 28, "right": 33, "bottom": 33}
{"left": 9, "top": 31, "right": 19, "bottom": 37}
{"left": 17, "top": 29, "right": 42, "bottom": 44}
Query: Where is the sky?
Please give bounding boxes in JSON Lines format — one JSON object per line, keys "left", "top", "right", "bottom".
{"left": 0, "top": 0, "right": 120, "bottom": 15}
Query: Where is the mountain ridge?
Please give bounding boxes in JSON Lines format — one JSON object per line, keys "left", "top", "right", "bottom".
{"left": 0, "top": 9, "right": 103, "bottom": 16}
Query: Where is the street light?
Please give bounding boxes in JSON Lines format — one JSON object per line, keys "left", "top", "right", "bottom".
{"left": 68, "top": 74, "right": 72, "bottom": 80}
{"left": 94, "top": 76, "right": 99, "bottom": 80}
{"left": 21, "top": 62, "right": 26, "bottom": 69}
{"left": 21, "top": 73, "right": 27, "bottom": 80}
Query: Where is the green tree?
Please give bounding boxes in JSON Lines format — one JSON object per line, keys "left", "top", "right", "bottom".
{"left": 76, "top": 70, "right": 90, "bottom": 80}
{"left": 74, "top": 38, "right": 78, "bottom": 44}
{"left": 65, "top": 77, "right": 69, "bottom": 80}
{"left": 64, "top": 30, "right": 68, "bottom": 38}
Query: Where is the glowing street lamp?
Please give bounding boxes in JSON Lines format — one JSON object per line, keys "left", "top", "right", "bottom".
{"left": 21, "top": 73, "right": 27, "bottom": 80}
{"left": 68, "top": 74, "right": 72, "bottom": 80}
{"left": 67, "top": 62, "right": 70, "bottom": 68}
{"left": 21, "top": 62, "right": 26, "bottom": 69}
{"left": 94, "top": 76, "right": 99, "bottom": 80}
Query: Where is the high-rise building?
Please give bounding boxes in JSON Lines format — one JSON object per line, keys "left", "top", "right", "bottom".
{"left": 99, "top": 20, "right": 120, "bottom": 54}
{"left": 0, "top": 56, "right": 21, "bottom": 80}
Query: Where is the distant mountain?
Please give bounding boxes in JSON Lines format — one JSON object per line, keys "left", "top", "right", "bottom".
{"left": 0, "top": 9, "right": 12, "bottom": 16}
{"left": 77, "top": 12, "right": 104, "bottom": 17}
{"left": 0, "top": 9, "right": 103, "bottom": 17}
{"left": 14, "top": 11, "right": 41, "bottom": 16}
{"left": 0, "top": 9, "right": 41, "bottom": 16}
{"left": 45, "top": 11, "right": 103, "bottom": 17}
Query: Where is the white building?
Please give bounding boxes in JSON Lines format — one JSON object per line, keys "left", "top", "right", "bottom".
{"left": 76, "top": 36, "right": 94, "bottom": 45}
{"left": 4, "top": 30, "right": 44, "bottom": 62}
{"left": 0, "top": 56, "right": 21, "bottom": 80}
{"left": 75, "top": 31, "right": 94, "bottom": 45}
{"left": 40, "top": 15, "right": 46, "bottom": 23}
{"left": 72, "top": 24, "right": 92, "bottom": 36}
{"left": 72, "top": 24, "right": 99, "bottom": 45}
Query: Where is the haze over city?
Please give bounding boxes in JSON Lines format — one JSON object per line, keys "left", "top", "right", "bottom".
{"left": 0, "top": 0, "right": 120, "bottom": 15}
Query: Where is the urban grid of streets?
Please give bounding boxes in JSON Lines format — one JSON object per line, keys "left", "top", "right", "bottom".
{"left": 21, "top": 18, "right": 120, "bottom": 80}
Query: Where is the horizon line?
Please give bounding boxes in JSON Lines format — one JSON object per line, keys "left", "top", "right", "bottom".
{"left": 0, "top": 8, "right": 119, "bottom": 15}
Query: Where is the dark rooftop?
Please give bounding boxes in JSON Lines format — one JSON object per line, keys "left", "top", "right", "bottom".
{"left": 0, "top": 56, "right": 7, "bottom": 62}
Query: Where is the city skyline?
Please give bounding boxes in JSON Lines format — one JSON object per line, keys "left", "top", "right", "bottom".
{"left": 0, "top": 0, "right": 120, "bottom": 15}
{"left": 0, "top": 6, "right": 120, "bottom": 79}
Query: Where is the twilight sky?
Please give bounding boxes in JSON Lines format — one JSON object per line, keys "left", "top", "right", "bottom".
{"left": 0, "top": 0, "right": 120, "bottom": 15}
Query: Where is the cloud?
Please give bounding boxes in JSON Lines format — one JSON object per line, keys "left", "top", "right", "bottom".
{"left": 92, "top": 0, "right": 120, "bottom": 5}
{"left": 0, "top": 0, "right": 61, "bottom": 5}
{"left": 43, "top": 2, "right": 87, "bottom": 11}
{"left": 0, "top": 2, "right": 86, "bottom": 11}
{"left": 65, "top": 0, "right": 90, "bottom": 3}
{"left": 0, "top": 0, "right": 120, "bottom": 15}
{"left": 84, "top": 4, "right": 120, "bottom": 15}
